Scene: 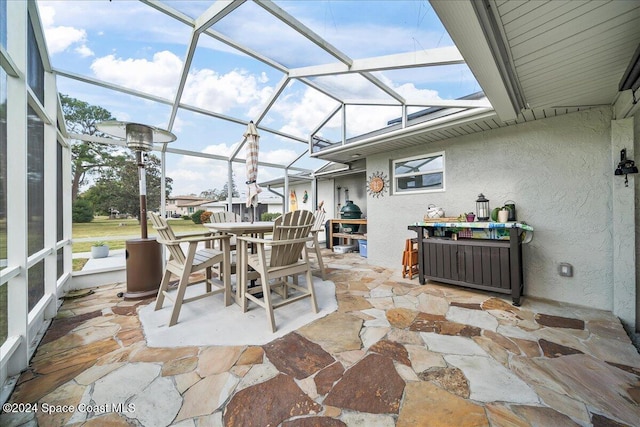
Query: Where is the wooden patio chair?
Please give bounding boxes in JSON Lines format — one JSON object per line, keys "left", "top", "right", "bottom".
{"left": 209, "top": 210, "right": 242, "bottom": 223}
{"left": 307, "top": 209, "right": 326, "bottom": 280}
{"left": 149, "top": 212, "right": 231, "bottom": 327}
{"left": 208, "top": 211, "right": 242, "bottom": 250}
{"left": 402, "top": 238, "right": 419, "bottom": 279}
{"left": 236, "top": 210, "right": 317, "bottom": 332}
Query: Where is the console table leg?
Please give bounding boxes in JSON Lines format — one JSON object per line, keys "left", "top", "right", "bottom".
{"left": 510, "top": 228, "right": 522, "bottom": 306}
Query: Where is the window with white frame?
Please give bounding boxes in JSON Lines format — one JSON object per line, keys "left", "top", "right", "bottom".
{"left": 393, "top": 152, "right": 445, "bottom": 194}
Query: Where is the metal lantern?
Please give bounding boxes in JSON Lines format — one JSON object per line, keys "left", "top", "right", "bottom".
{"left": 476, "top": 193, "right": 490, "bottom": 221}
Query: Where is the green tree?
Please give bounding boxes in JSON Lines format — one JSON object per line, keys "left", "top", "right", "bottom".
{"left": 199, "top": 189, "right": 219, "bottom": 200}
{"left": 72, "top": 198, "right": 94, "bottom": 223}
{"left": 60, "top": 94, "right": 123, "bottom": 202}
{"left": 219, "top": 175, "right": 239, "bottom": 201}
{"left": 83, "top": 153, "right": 172, "bottom": 219}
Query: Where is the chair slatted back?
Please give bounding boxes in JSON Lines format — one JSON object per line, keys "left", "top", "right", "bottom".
{"left": 209, "top": 211, "right": 241, "bottom": 249}
{"left": 271, "top": 210, "right": 314, "bottom": 267}
{"left": 150, "top": 212, "right": 186, "bottom": 264}
{"left": 312, "top": 209, "right": 325, "bottom": 232}
{"left": 209, "top": 211, "right": 241, "bottom": 223}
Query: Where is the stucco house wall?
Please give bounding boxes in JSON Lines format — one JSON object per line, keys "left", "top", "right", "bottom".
{"left": 367, "top": 107, "right": 615, "bottom": 311}
{"left": 288, "top": 183, "right": 313, "bottom": 212}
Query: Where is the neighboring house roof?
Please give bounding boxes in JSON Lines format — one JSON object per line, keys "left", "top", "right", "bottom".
{"left": 179, "top": 200, "right": 210, "bottom": 208}
{"left": 166, "top": 196, "right": 214, "bottom": 208}
{"left": 169, "top": 196, "right": 210, "bottom": 202}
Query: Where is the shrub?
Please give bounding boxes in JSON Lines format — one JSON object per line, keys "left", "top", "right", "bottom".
{"left": 182, "top": 215, "right": 191, "bottom": 220}
{"left": 261, "top": 212, "right": 281, "bottom": 222}
{"left": 72, "top": 199, "right": 94, "bottom": 223}
{"left": 191, "top": 209, "right": 205, "bottom": 224}
{"left": 200, "top": 211, "right": 212, "bottom": 223}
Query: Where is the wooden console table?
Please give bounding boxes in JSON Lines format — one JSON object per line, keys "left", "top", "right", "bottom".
{"left": 408, "top": 221, "right": 533, "bottom": 306}
{"left": 329, "top": 218, "right": 367, "bottom": 249}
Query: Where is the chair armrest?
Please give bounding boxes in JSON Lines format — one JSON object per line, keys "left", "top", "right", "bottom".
{"left": 236, "top": 235, "right": 272, "bottom": 245}
{"left": 237, "top": 235, "right": 313, "bottom": 246}
{"left": 175, "top": 231, "right": 213, "bottom": 238}
{"left": 160, "top": 234, "right": 230, "bottom": 245}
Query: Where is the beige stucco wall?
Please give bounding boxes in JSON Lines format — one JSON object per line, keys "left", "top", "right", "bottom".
{"left": 288, "top": 183, "right": 313, "bottom": 212}
{"left": 367, "top": 107, "right": 615, "bottom": 311}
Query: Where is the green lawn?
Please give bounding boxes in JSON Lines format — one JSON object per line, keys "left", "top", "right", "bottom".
{"left": 72, "top": 216, "right": 207, "bottom": 253}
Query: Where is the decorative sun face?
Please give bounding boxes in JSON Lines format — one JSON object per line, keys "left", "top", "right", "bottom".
{"left": 367, "top": 171, "right": 389, "bottom": 197}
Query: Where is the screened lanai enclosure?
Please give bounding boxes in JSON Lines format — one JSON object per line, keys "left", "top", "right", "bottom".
{"left": 2, "top": 0, "right": 640, "bottom": 402}
{"left": 0, "top": 0, "right": 492, "bottom": 393}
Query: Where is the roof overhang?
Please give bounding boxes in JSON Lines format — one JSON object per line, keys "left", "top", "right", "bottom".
{"left": 430, "top": 0, "right": 524, "bottom": 123}
{"left": 312, "top": 107, "right": 497, "bottom": 163}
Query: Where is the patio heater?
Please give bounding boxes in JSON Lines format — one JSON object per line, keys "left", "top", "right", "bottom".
{"left": 96, "top": 121, "right": 176, "bottom": 299}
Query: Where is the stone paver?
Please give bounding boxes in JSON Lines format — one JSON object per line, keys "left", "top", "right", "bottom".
{"left": 444, "top": 354, "right": 539, "bottom": 404}
{"left": 323, "top": 353, "right": 405, "bottom": 414}
{"left": 421, "top": 332, "right": 488, "bottom": 356}
{"left": 224, "top": 374, "right": 322, "bottom": 427}
{"left": 2, "top": 251, "right": 639, "bottom": 427}
{"left": 397, "top": 381, "right": 488, "bottom": 427}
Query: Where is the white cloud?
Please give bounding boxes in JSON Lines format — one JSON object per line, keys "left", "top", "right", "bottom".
{"left": 90, "top": 51, "right": 183, "bottom": 100}
{"left": 203, "top": 143, "right": 239, "bottom": 158}
{"left": 167, "top": 168, "right": 202, "bottom": 182}
{"left": 168, "top": 155, "right": 247, "bottom": 196}
{"left": 39, "top": 5, "right": 88, "bottom": 55}
{"left": 182, "top": 68, "right": 272, "bottom": 116}
{"left": 276, "top": 89, "right": 339, "bottom": 138}
{"left": 168, "top": 116, "right": 186, "bottom": 133}
{"left": 88, "top": 49, "right": 273, "bottom": 117}
{"left": 273, "top": 72, "right": 446, "bottom": 137}
{"left": 38, "top": 4, "right": 56, "bottom": 27}
{"left": 39, "top": 0, "right": 190, "bottom": 47}
{"left": 175, "top": 143, "right": 240, "bottom": 168}
{"left": 261, "top": 149, "right": 299, "bottom": 165}
{"left": 394, "top": 83, "right": 441, "bottom": 101}
{"left": 75, "top": 44, "right": 94, "bottom": 57}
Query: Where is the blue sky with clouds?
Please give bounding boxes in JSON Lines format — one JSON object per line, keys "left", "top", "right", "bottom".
{"left": 38, "top": 0, "right": 479, "bottom": 197}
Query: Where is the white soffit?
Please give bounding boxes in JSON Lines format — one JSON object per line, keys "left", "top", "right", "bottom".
{"left": 430, "top": 0, "right": 520, "bottom": 123}
{"left": 496, "top": 0, "right": 640, "bottom": 110}
{"left": 432, "top": 0, "right": 640, "bottom": 118}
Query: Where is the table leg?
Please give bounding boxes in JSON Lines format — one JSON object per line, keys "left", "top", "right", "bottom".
{"left": 237, "top": 239, "right": 246, "bottom": 310}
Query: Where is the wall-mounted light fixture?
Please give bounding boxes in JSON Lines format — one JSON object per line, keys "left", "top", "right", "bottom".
{"left": 614, "top": 148, "right": 639, "bottom": 187}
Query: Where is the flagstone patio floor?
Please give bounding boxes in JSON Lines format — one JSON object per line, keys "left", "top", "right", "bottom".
{"left": 2, "top": 251, "right": 639, "bottom": 426}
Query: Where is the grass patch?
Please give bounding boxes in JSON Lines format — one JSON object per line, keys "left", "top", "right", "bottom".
{"left": 73, "top": 258, "right": 89, "bottom": 271}
{"left": 72, "top": 216, "right": 206, "bottom": 253}
{"left": 73, "top": 240, "right": 127, "bottom": 253}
